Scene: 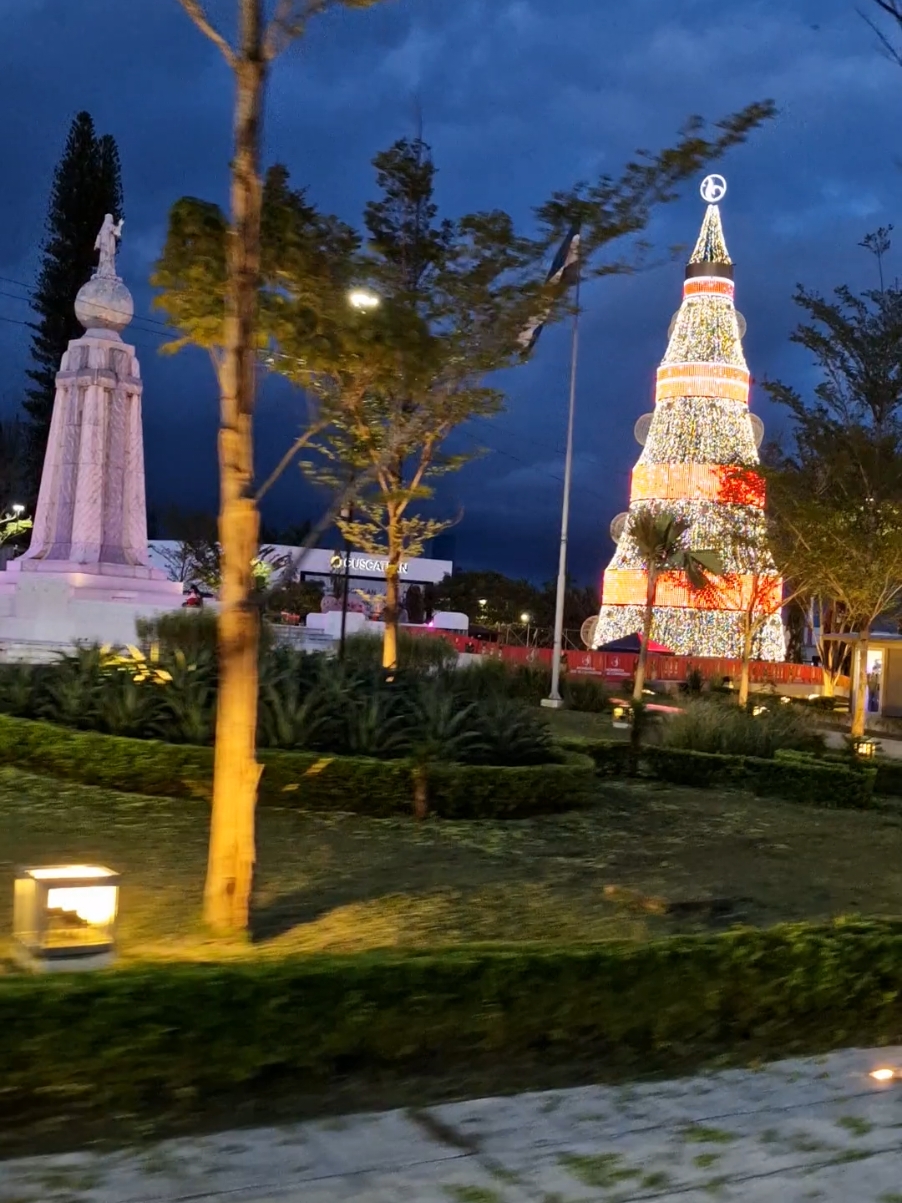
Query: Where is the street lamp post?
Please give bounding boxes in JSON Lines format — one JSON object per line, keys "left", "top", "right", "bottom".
{"left": 338, "top": 502, "right": 353, "bottom": 661}
{"left": 521, "top": 611, "right": 531, "bottom": 648}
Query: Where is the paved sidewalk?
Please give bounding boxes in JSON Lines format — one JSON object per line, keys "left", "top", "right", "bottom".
{"left": 823, "top": 729, "right": 902, "bottom": 758}
{"left": 3, "top": 1047, "right": 902, "bottom": 1201}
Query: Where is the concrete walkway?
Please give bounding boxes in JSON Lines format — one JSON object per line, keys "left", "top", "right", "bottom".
{"left": 4, "top": 1047, "right": 902, "bottom": 1201}
{"left": 823, "top": 728, "right": 902, "bottom": 758}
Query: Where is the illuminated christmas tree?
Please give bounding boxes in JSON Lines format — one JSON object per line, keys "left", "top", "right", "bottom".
{"left": 592, "top": 176, "right": 785, "bottom": 660}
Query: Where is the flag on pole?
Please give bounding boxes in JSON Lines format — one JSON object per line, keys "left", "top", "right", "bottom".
{"left": 518, "top": 221, "right": 581, "bottom": 354}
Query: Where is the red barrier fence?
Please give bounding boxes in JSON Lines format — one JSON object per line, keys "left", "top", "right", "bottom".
{"left": 414, "top": 629, "right": 825, "bottom": 687}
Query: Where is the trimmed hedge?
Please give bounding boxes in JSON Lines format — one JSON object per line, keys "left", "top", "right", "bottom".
{"left": 560, "top": 735, "right": 877, "bottom": 809}
{"left": 647, "top": 746, "right": 876, "bottom": 808}
{"left": 558, "top": 736, "right": 631, "bottom": 777}
{"left": 424, "top": 759, "right": 595, "bottom": 818}
{"left": 3, "top": 922, "right": 902, "bottom": 1113}
{"left": 874, "top": 758, "right": 902, "bottom": 799}
{"left": 0, "top": 713, "right": 594, "bottom": 819}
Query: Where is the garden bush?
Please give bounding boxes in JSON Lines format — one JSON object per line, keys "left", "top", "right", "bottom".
{"left": 0, "top": 713, "right": 593, "bottom": 818}
{"left": 871, "top": 758, "right": 902, "bottom": 799}
{"left": 3, "top": 922, "right": 902, "bottom": 1116}
{"left": 136, "top": 608, "right": 220, "bottom": 658}
{"left": 0, "top": 648, "right": 559, "bottom": 768}
{"left": 449, "top": 659, "right": 609, "bottom": 712}
{"left": 342, "top": 630, "right": 459, "bottom": 672}
{"left": 663, "top": 697, "right": 823, "bottom": 758}
{"left": 557, "top": 736, "right": 631, "bottom": 777}
{"left": 645, "top": 746, "right": 876, "bottom": 808}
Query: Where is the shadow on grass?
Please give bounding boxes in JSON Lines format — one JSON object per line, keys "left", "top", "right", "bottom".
{"left": 249, "top": 876, "right": 391, "bottom": 943}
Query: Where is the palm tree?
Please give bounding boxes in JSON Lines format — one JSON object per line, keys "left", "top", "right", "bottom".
{"left": 627, "top": 510, "right": 722, "bottom": 701}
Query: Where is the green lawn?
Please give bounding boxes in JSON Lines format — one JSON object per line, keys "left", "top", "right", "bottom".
{"left": 4, "top": 762, "right": 902, "bottom": 967}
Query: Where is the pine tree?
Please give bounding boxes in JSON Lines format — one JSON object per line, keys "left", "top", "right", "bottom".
{"left": 594, "top": 182, "right": 784, "bottom": 660}
{"left": 24, "top": 112, "right": 123, "bottom": 499}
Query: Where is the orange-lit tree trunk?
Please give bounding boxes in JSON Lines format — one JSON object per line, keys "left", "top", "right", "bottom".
{"left": 738, "top": 614, "right": 754, "bottom": 708}
{"left": 851, "top": 627, "right": 870, "bottom": 739}
{"left": 633, "top": 567, "right": 658, "bottom": 702}
{"left": 382, "top": 503, "right": 401, "bottom": 671}
{"left": 204, "top": 3, "right": 267, "bottom": 934}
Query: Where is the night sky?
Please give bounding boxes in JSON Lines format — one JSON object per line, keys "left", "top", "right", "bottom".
{"left": 0, "top": 0, "right": 898, "bottom": 585}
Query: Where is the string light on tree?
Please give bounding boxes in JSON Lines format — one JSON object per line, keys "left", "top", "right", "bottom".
{"left": 592, "top": 177, "right": 784, "bottom": 659}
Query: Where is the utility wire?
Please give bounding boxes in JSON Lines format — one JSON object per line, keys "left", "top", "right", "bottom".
{"left": 0, "top": 275, "right": 621, "bottom": 510}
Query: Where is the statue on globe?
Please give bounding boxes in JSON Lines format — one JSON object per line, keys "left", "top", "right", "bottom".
{"left": 93, "top": 213, "right": 124, "bottom": 279}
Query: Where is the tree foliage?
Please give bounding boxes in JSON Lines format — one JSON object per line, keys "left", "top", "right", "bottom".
{"left": 627, "top": 510, "right": 721, "bottom": 700}
{"left": 25, "top": 112, "right": 123, "bottom": 499}
{"left": 765, "top": 258, "right": 902, "bottom": 733}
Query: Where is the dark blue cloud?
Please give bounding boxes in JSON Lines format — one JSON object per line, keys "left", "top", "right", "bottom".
{"left": 0, "top": 0, "right": 900, "bottom": 585}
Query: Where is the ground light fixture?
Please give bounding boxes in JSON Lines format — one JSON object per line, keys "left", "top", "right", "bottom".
{"left": 870, "top": 1068, "right": 896, "bottom": 1082}
{"left": 612, "top": 704, "right": 632, "bottom": 729}
{"left": 348, "top": 288, "right": 381, "bottom": 311}
{"left": 853, "top": 737, "right": 879, "bottom": 760}
{"left": 13, "top": 864, "right": 120, "bottom": 972}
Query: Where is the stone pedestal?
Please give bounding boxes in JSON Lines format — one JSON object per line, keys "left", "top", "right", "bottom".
{"left": 0, "top": 267, "right": 183, "bottom": 658}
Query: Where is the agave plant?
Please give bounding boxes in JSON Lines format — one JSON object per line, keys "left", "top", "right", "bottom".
{"left": 343, "top": 692, "right": 411, "bottom": 758}
{"left": 258, "top": 673, "right": 335, "bottom": 751}
{"left": 0, "top": 663, "right": 38, "bottom": 717}
{"left": 37, "top": 645, "right": 105, "bottom": 728}
{"left": 93, "top": 670, "right": 162, "bottom": 738}
{"left": 153, "top": 650, "right": 217, "bottom": 745}
{"left": 406, "top": 686, "right": 489, "bottom": 819}
{"left": 468, "top": 696, "right": 555, "bottom": 766}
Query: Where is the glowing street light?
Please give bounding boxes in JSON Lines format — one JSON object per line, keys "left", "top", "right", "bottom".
{"left": 13, "top": 864, "right": 120, "bottom": 971}
{"left": 11, "top": 503, "right": 23, "bottom": 517}
{"left": 348, "top": 288, "right": 381, "bottom": 311}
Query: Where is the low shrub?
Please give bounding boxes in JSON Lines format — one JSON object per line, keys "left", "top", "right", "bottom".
{"left": 342, "top": 631, "right": 459, "bottom": 672}
{"left": 0, "top": 714, "right": 593, "bottom": 819}
{"left": 663, "top": 697, "right": 823, "bottom": 759}
{"left": 136, "top": 609, "right": 220, "bottom": 658}
{"left": 645, "top": 746, "right": 737, "bottom": 789}
{"left": 873, "top": 758, "right": 902, "bottom": 799}
{"left": 744, "top": 757, "right": 876, "bottom": 809}
{"left": 3, "top": 922, "right": 902, "bottom": 1116}
{"left": 646, "top": 746, "right": 876, "bottom": 808}
{"left": 424, "top": 755, "right": 595, "bottom": 818}
{"left": 557, "top": 737, "right": 631, "bottom": 777}
{"left": 562, "top": 675, "right": 610, "bottom": 712}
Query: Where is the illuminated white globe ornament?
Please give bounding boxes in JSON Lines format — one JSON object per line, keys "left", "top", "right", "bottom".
{"left": 700, "top": 174, "right": 727, "bottom": 204}
{"left": 634, "top": 414, "right": 653, "bottom": 446}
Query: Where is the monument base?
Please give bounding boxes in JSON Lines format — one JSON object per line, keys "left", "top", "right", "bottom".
{"left": 0, "top": 562, "right": 185, "bottom": 660}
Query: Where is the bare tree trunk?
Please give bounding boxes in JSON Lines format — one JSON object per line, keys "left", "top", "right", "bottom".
{"left": 851, "top": 629, "right": 870, "bottom": 739}
{"left": 412, "top": 765, "right": 428, "bottom": 820}
{"left": 633, "top": 568, "right": 657, "bottom": 702}
{"left": 821, "top": 668, "right": 836, "bottom": 698}
{"left": 382, "top": 506, "right": 401, "bottom": 672}
{"left": 204, "top": 5, "right": 267, "bottom": 934}
{"left": 738, "top": 617, "right": 754, "bottom": 708}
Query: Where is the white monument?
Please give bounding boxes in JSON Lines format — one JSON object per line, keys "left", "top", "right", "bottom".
{"left": 0, "top": 216, "right": 183, "bottom": 656}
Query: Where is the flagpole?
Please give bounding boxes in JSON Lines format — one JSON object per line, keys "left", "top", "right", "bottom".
{"left": 542, "top": 269, "right": 581, "bottom": 709}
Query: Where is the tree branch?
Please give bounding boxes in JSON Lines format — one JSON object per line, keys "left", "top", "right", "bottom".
{"left": 263, "top": 0, "right": 324, "bottom": 60}
{"left": 177, "top": 0, "right": 237, "bottom": 67}
{"left": 255, "top": 423, "right": 325, "bottom": 502}
{"left": 861, "top": 1, "right": 902, "bottom": 66}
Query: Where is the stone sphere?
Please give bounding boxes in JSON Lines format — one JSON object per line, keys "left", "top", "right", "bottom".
{"left": 74, "top": 275, "right": 134, "bottom": 333}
